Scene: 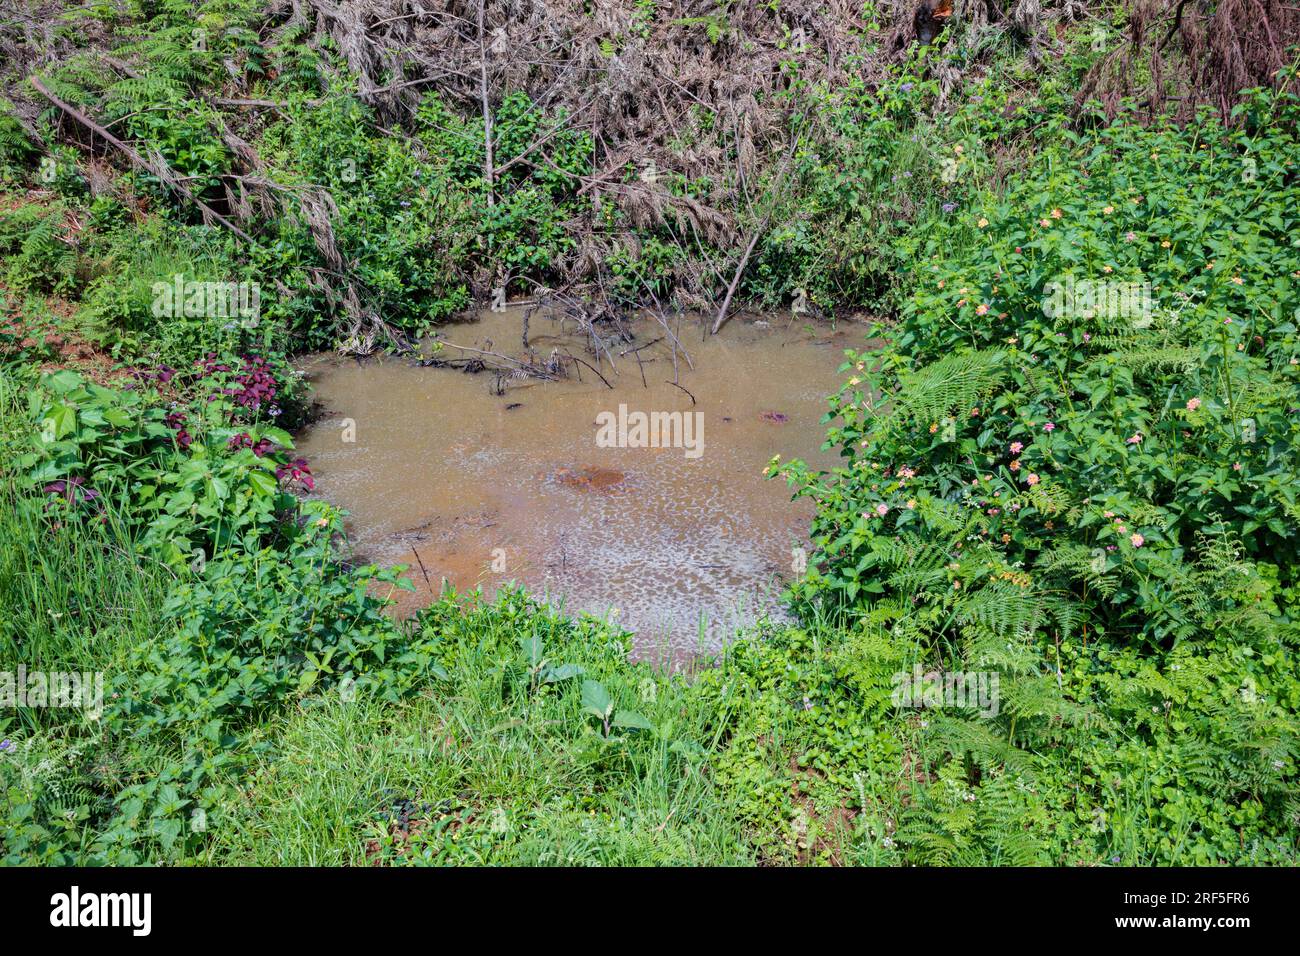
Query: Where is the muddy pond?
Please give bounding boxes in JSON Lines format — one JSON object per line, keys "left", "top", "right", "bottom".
{"left": 294, "top": 306, "right": 862, "bottom": 663}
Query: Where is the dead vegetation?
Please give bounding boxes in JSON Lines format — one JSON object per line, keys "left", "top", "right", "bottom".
{"left": 276, "top": 0, "right": 894, "bottom": 314}
{"left": 1077, "top": 0, "right": 1300, "bottom": 122}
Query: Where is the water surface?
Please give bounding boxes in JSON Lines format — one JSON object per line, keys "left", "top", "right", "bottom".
{"left": 295, "top": 307, "right": 861, "bottom": 661}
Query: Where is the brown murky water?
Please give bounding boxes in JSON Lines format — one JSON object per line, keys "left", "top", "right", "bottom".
{"left": 295, "top": 306, "right": 860, "bottom": 662}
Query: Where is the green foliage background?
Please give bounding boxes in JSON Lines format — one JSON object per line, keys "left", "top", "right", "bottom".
{"left": 1, "top": 2, "right": 1298, "bottom": 866}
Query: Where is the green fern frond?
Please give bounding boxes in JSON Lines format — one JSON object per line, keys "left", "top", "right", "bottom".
{"left": 954, "top": 579, "right": 1042, "bottom": 642}
{"left": 892, "top": 349, "right": 1009, "bottom": 424}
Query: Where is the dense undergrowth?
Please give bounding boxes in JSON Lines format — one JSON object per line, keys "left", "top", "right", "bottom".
{"left": 2, "top": 2, "right": 1299, "bottom": 865}
{"left": 0, "top": 0, "right": 1129, "bottom": 342}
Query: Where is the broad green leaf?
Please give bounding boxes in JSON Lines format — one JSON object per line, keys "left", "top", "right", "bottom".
{"left": 612, "top": 709, "right": 654, "bottom": 731}
{"left": 246, "top": 469, "right": 278, "bottom": 495}
{"left": 259, "top": 426, "right": 294, "bottom": 447}
{"left": 581, "top": 679, "right": 613, "bottom": 719}
{"left": 542, "top": 663, "right": 584, "bottom": 683}
{"left": 44, "top": 404, "right": 76, "bottom": 440}
{"left": 519, "top": 634, "right": 543, "bottom": 666}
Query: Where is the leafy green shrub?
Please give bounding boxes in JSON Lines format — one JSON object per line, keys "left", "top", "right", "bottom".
{"left": 253, "top": 92, "right": 474, "bottom": 342}
{"left": 121, "top": 519, "right": 425, "bottom": 739}
{"left": 604, "top": 234, "right": 684, "bottom": 305}
{"left": 0, "top": 349, "right": 440, "bottom": 863}
{"left": 772, "top": 81, "right": 1300, "bottom": 864}
{"left": 77, "top": 215, "right": 280, "bottom": 364}
{"left": 786, "top": 84, "right": 1300, "bottom": 643}
{"left": 18, "top": 365, "right": 307, "bottom": 565}
{"left": 413, "top": 90, "right": 593, "bottom": 293}
{"left": 0, "top": 516, "right": 432, "bottom": 864}
{"left": 744, "top": 53, "right": 1067, "bottom": 314}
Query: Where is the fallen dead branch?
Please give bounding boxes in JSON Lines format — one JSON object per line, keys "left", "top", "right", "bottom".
{"left": 665, "top": 379, "right": 696, "bottom": 405}
{"left": 425, "top": 340, "right": 562, "bottom": 380}
{"left": 711, "top": 137, "right": 798, "bottom": 335}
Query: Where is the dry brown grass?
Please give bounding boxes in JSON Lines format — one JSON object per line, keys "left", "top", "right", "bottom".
{"left": 1078, "top": 0, "right": 1300, "bottom": 123}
